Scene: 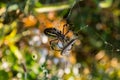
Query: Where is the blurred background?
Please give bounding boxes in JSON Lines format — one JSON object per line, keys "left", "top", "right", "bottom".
{"left": 0, "top": 0, "right": 120, "bottom": 80}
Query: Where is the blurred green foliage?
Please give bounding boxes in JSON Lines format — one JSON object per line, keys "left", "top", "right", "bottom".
{"left": 0, "top": 0, "right": 120, "bottom": 80}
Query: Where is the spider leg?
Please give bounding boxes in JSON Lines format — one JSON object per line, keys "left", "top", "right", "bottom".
{"left": 50, "top": 46, "right": 61, "bottom": 51}
{"left": 49, "top": 39, "right": 62, "bottom": 51}
{"left": 63, "top": 24, "right": 70, "bottom": 36}
{"left": 63, "top": 24, "right": 68, "bottom": 34}
{"left": 64, "top": 30, "right": 69, "bottom": 36}
{"left": 62, "top": 24, "right": 70, "bottom": 45}
{"left": 49, "top": 39, "right": 58, "bottom": 45}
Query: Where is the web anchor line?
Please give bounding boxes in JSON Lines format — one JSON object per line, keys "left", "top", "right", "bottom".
{"left": 95, "top": 32, "right": 120, "bottom": 54}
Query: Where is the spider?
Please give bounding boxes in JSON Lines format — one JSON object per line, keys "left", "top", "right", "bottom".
{"left": 44, "top": 25, "right": 77, "bottom": 55}
{"left": 44, "top": 24, "right": 70, "bottom": 49}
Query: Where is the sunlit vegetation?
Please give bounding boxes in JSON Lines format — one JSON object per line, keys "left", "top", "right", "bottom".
{"left": 0, "top": 0, "right": 120, "bottom": 80}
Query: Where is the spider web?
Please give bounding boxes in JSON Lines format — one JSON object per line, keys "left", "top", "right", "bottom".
{"left": 64, "top": 0, "right": 120, "bottom": 56}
